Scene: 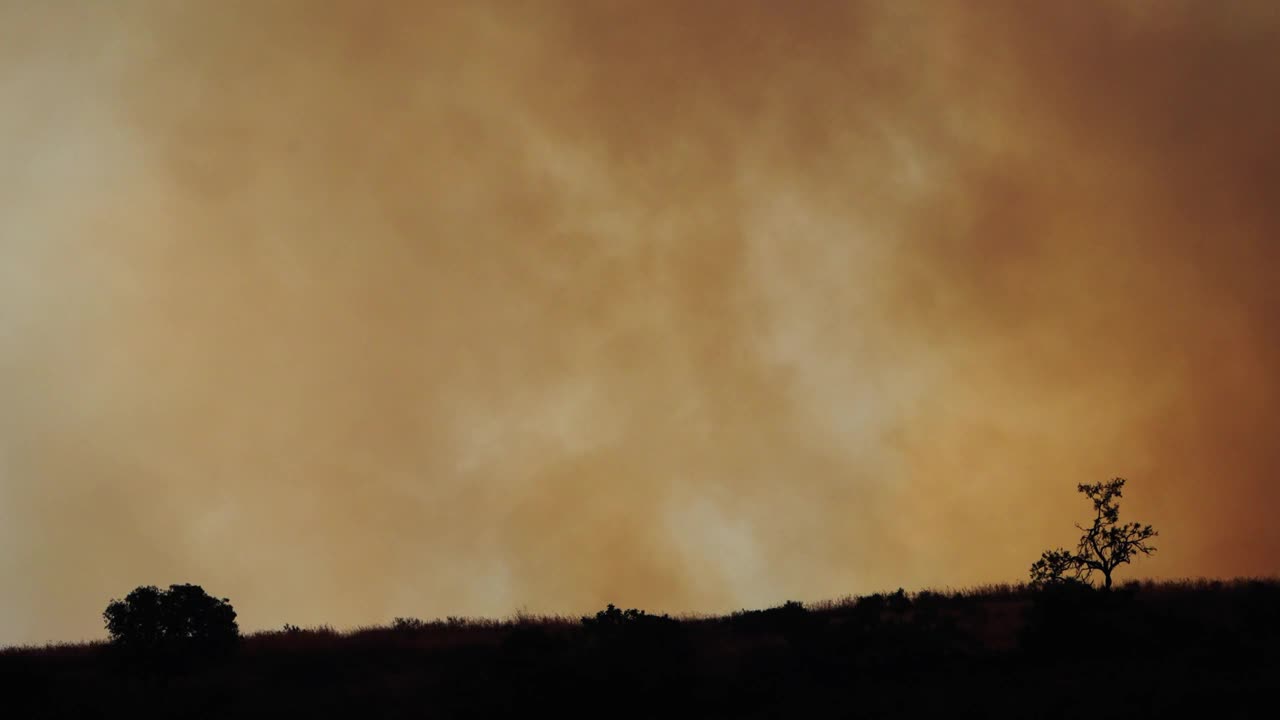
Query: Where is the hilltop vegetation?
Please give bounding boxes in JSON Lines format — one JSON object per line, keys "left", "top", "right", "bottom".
{"left": 3, "top": 578, "right": 1277, "bottom": 718}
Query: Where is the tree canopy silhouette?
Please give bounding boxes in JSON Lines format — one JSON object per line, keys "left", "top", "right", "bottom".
{"left": 1030, "top": 478, "right": 1158, "bottom": 589}
{"left": 103, "top": 584, "right": 239, "bottom": 655}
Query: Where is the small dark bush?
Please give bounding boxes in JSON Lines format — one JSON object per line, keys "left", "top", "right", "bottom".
{"left": 730, "top": 600, "right": 817, "bottom": 635}
{"left": 581, "top": 603, "right": 674, "bottom": 630}
{"left": 581, "top": 603, "right": 682, "bottom": 649}
{"left": 848, "top": 589, "right": 911, "bottom": 629}
{"left": 886, "top": 588, "right": 912, "bottom": 614}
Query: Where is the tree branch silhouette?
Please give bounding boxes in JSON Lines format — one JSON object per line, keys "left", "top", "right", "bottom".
{"left": 1030, "top": 478, "right": 1158, "bottom": 589}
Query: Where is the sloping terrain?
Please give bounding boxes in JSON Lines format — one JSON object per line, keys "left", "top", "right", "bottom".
{"left": 2, "top": 579, "right": 1277, "bottom": 718}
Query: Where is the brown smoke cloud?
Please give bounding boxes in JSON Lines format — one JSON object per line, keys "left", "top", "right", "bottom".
{"left": 2, "top": 1, "right": 1278, "bottom": 644}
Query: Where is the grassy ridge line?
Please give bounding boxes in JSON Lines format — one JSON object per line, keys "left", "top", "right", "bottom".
{"left": 3, "top": 576, "right": 1274, "bottom": 655}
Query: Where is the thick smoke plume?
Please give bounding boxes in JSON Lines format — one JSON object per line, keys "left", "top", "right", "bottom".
{"left": 2, "top": 1, "right": 1278, "bottom": 644}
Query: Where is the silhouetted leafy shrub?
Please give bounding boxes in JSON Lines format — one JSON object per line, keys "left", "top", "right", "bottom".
{"left": 912, "top": 590, "right": 945, "bottom": 609}
{"left": 886, "top": 587, "right": 912, "bottom": 614}
{"left": 845, "top": 588, "right": 912, "bottom": 631}
{"left": 103, "top": 584, "right": 238, "bottom": 659}
{"left": 580, "top": 603, "right": 683, "bottom": 652}
{"left": 730, "top": 600, "right": 818, "bottom": 636}
{"left": 581, "top": 603, "right": 673, "bottom": 631}
{"left": 830, "top": 589, "right": 971, "bottom": 667}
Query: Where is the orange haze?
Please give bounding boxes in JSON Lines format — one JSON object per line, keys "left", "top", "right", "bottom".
{"left": 2, "top": 1, "right": 1279, "bottom": 645}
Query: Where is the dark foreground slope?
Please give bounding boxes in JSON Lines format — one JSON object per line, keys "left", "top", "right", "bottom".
{"left": 3, "top": 579, "right": 1277, "bottom": 719}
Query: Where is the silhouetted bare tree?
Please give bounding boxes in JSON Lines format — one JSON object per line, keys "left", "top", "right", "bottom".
{"left": 1030, "top": 478, "right": 1158, "bottom": 590}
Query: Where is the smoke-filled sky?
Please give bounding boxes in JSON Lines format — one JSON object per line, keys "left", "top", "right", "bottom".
{"left": 2, "top": 1, "right": 1279, "bottom": 645}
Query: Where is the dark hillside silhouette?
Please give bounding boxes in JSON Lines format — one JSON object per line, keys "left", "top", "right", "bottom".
{"left": 3, "top": 579, "right": 1278, "bottom": 718}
